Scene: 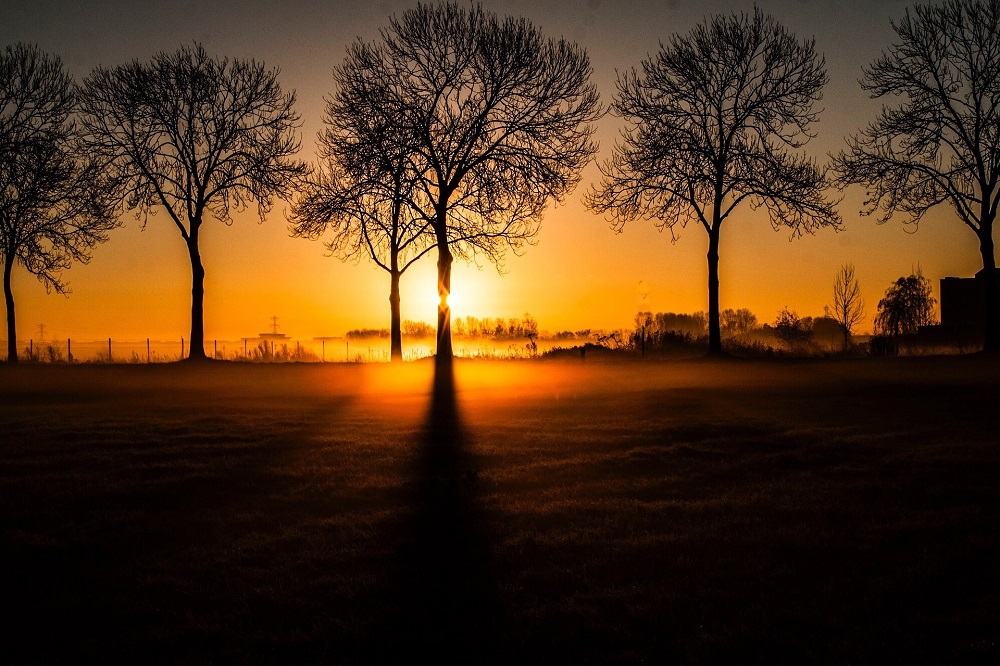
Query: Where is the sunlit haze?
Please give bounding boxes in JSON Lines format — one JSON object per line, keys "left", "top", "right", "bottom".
{"left": 5, "top": 0, "right": 979, "bottom": 343}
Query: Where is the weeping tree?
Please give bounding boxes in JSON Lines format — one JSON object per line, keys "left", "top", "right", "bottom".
{"left": 587, "top": 8, "right": 842, "bottom": 355}
{"left": 290, "top": 70, "right": 434, "bottom": 362}
{"left": 835, "top": 0, "right": 1000, "bottom": 352}
{"left": 349, "top": 2, "right": 602, "bottom": 364}
{"left": 79, "top": 43, "right": 305, "bottom": 360}
{"left": 0, "top": 43, "right": 118, "bottom": 362}
{"left": 875, "top": 272, "right": 936, "bottom": 337}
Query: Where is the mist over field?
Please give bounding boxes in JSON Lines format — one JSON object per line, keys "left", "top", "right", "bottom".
{"left": 2, "top": 357, "right": 998, "bottom": 662}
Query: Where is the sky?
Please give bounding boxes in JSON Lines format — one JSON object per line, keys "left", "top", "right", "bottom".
{"left": 3, "top": 0, "right": 984, "bottom": 342}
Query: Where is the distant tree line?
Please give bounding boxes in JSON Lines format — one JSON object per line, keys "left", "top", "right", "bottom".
{"left": 348, "top": 313, "right": 540, "bottom": 341}
{"left": 3, "top": 0, "right": 999, "bottom": 363}
{"left": 626, "top": 265, "right": 937, "bottom": 357}
{"left": 628, "top": 306, "right": 855, "bottom": 356}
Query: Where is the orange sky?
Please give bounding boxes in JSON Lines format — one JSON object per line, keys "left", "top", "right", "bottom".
{"left": 4, "top": 0, "right": 988, "bottom": 342}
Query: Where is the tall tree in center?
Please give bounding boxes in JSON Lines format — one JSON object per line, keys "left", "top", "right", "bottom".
{"left": 353, "top": 2, "right": 602, "bottom": 363}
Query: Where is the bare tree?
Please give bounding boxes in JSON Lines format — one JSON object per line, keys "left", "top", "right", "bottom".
{"left": 79, "top": 43, "right": 305, "bottom": 360}
{"left": 720, "top": 308, "right": 758, "bottom": 340}
{"left": 835, "top": 0, "right": 1000, "bottom": 351}
{"left": 290, "top": 73, "right": 434, "bottom": 362}
{"left": 0, "top": 43, "right": 118, "bottom": 362}
{"left": 348, "top": 2, "right": 602, "bottom": 364}
{"left": 587, "top": 8, "right": 842, "bottom": 356}
{"left": 830, "top": 263, "right": 866, "bottom": 349}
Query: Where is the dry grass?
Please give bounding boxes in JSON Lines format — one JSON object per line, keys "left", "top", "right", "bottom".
{"left": 1, "top": 356, "right": 999, "bottom": 663}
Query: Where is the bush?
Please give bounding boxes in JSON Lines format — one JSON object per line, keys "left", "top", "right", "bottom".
{"left": 868, "top": 334, "right": 899, "bottom": 357}
{"left": 774, "top": 308, "right": 813, "bottom": 349}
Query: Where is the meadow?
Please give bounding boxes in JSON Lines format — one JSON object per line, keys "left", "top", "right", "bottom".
{"left": 1, "top": 356, "right": 998, "bottom": 663}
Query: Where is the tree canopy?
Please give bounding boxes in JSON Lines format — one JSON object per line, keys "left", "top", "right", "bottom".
{"left": 0, "top": 43, "right": 118, "bottom": 362}
{"left": 344, "top": 1, "right": 603, "bottom": 362}
{"left": 80, "top": 43, "right": 305, "bottom": 359}
{"left": 290, "top": 70, "right": 434, "bottom": 361}
{"left": 587, "top": 8, "right": 841, "bottom": 355}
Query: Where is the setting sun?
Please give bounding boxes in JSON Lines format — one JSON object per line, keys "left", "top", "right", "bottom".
{"left": 429, "top": 286, "right": 463, "bottom": 316}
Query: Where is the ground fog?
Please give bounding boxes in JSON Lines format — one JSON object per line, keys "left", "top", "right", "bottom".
{"left": 1, "top": 357, "right": 998, "bottom": 663}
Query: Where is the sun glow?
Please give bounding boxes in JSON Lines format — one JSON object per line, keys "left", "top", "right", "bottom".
{"left": 427, "top": 287, "right": 463, "bottom": 315}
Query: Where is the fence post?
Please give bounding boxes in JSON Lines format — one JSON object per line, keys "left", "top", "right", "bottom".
{"left": 30, "top": 339, "right": 33, "bottom": 358}
{"left": 244, "top": 339, "right": 247, "bottom": 357}
{"left": 67, "top": 338, "right": 72, "bottom": 363}
{"left": 147, "top": 338, "right": 150, "bottom": 364}
{"left": 214, "top": 339, "right": 217, "bottom": 358}
{"left": 322, "top": 339, "right": 325, "bottom": 362}
{"left": 108, "top": 337, "right": 112, "bottom": 363}
{"left": 181, "top": 337, "right": 185, "bottom": 359}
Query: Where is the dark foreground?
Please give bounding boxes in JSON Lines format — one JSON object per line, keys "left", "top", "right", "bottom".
{"left": 1, "top": 356, "right": 998, "bottom": 663}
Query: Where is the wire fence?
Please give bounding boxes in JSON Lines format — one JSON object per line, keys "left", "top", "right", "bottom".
{"left": 7, "top": 337, "right": 400, "bottom": 364}
{"left": 3, "top": 335, "right": 555, "bottom": 363}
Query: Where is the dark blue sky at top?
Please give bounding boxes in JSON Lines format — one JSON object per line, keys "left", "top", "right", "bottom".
{"left": 5, "top": 0, "right": 915, "bottom": 151}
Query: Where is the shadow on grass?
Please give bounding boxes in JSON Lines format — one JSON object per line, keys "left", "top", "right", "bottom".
{"left": 377, "top": 359, "right": 507, "bottom": 661}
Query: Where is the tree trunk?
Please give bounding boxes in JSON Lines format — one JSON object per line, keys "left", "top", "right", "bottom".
{"left": 706, "top": 229, "right": 723, "bottom": 355}
{"left": 434, "top": 202, "right": 453, "bottom": 366}
{"left": 4, "top": 255, "right": 17, "bottom": 363}
{"left": 186, "top": 232, "right": 207, "bottom": 361}
{"left": 979, "top": 225, "right": 1000, "bottom": 352}
{"left": 436, "top": 246, "right": 453, "bottom": 365}
{"left": 389, "top": 269, "right": 402, "bottom": 362}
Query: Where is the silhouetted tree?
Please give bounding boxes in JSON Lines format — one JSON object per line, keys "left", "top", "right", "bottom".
{"left": 587, "top": 8, "right": 841, "bottom": 355}
{"left": 0, "top": 43, "right": 118, "bottom": 362}
{"left": 290, "top": 68, "right": 434, "bottom": 362}
{"left": 402, "top": 320, "right": 435, "bottom": 337}
{"left": 830, "top": 263, "right": 866, "bottom": 349}
{"left": 79, "top": 43, "right": 305, "bottom": 360}
{"left": 774, "top": 307, "right": 813, "bottom": 350}
{"left": 653, "top": 311, "right": 707, "bottom": 337}
{"left": 810, "top": 315, "right": 844, "bottom": 349}
{"left": 633, "top": 311, "right": 653, "bottom": 356}
{"left": 348, "top": 2, "right": 602, "bottom": 364}
{"left": 835, "top": 0, "right": 1000, "bottom": 351}
{"left": 720, "top": 308, "right": 758, "bottom": 340}
{"left": 874, "top": 272, "right": 936, "bottom": 337}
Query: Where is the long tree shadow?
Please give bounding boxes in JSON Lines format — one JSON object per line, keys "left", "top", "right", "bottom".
{"left": 383, "top": 359, "right": 508, "bottom": 661}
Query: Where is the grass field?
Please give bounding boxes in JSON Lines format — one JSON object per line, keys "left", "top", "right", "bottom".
{"left": 1, "top": 356, "right": 999, "bottom": 663}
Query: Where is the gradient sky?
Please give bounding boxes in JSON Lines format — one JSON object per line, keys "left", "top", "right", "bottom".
{"left": 4, "top": 0, "right": 982, "bottom": 342}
